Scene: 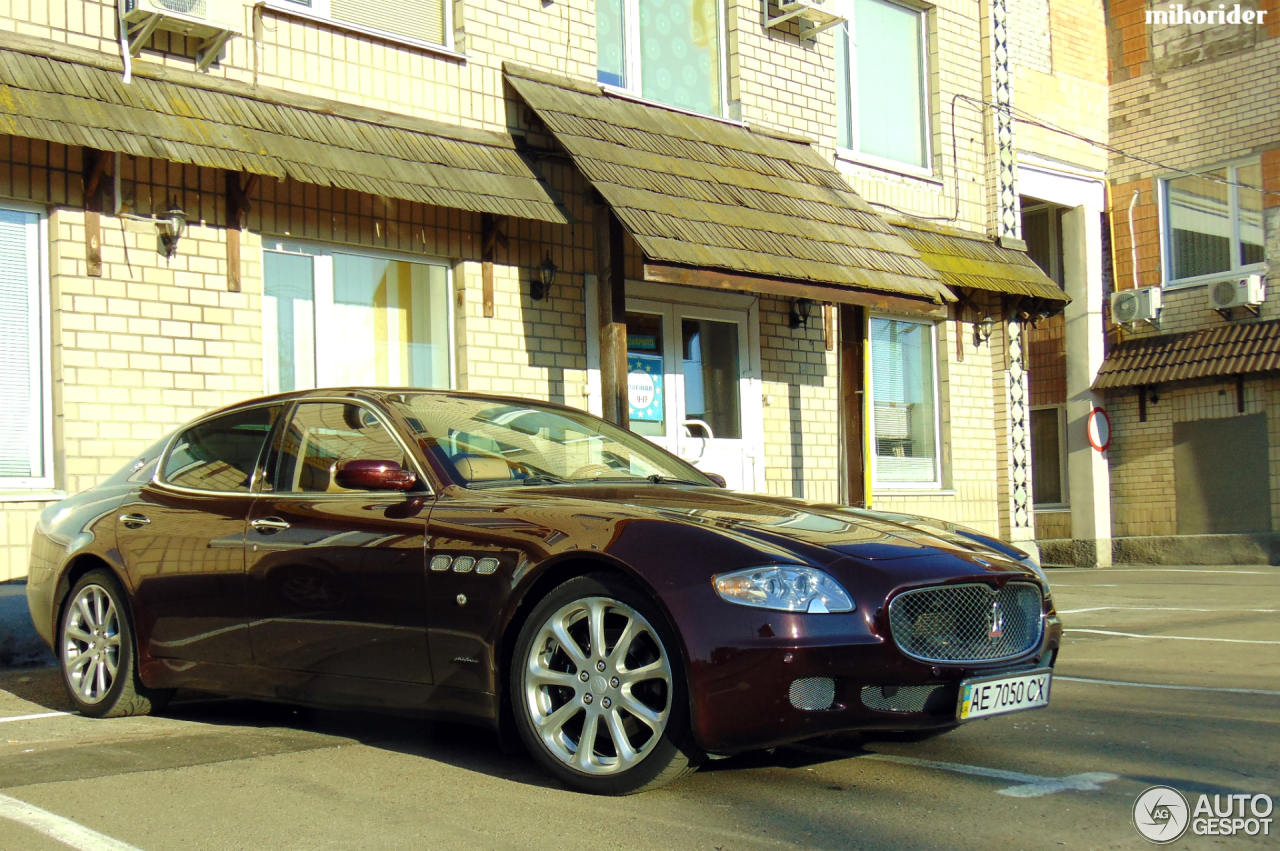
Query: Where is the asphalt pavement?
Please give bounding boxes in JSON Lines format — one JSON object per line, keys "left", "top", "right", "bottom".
{"left": 0, "top": 565, "right": 1276, "bottom": 850}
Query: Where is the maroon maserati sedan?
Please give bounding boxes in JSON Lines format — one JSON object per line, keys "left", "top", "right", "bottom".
{"left": 27, "top": 389, "right": 1060, "bottom": 794}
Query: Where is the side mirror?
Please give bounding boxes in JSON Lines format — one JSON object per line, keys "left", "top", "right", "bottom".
{"left": 334, "top": 459, "right": 417, "bottom": 491}
{"left": 704, "top": 472, "right": 727, "bottom": 488}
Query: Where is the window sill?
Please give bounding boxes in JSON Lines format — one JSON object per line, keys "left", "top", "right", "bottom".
{"left": 1162, "top": 264, "right": 1269, "bottom": 292}
{"left": 599, "top": 85, "right": 744, "bottom": 127}
{"left": 872, "top": 487, "right": 954, "bottom": 497}
{"left": 836, "top": 148, "right": 940, "bottom": 185}
{"left": 0, "top": 490, "right": 65, "bottom": 504}
{"left": 1034, "top": 505, "right": 1071, "bottom": 513}
{"left": 262, "top": 2, "right": 466, "bottom": 62}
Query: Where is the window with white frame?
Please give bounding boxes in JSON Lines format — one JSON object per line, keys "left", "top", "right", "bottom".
{"left": 1163, "top": 158, "right": 1265, "bottom": 284}
{"left": 834, "top": 0, "right": 930, "bottom": 171}
{"left": 868, "top": 315, "right": 940, "bottom": 486}
{"left": 1030, "top": 406, "right": 1067, "bottom": 506}
{"left": 0, "top": 207, "right": 52, "bottom": 490}
{"left": 277, "top": 0, "right": 451, "bottom": 48}
{"left": 263, "top": 243, "right": 452, "bottom": 394}
{"left": 596, "top": 0, "right": 725, "bottom": 116}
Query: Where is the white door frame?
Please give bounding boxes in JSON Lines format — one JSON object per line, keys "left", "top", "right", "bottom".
{"left": 585, "top": 276, "right": 765, "bottom": 491}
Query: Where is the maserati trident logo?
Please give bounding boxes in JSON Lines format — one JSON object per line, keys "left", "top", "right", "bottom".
{"left": 988, "top": 600, "right": 1004, "bottom": 638}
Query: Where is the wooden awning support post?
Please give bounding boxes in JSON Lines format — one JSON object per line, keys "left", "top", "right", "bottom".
{"left": 82, "top": 148, "right": 110, "bottom": 278}
{"left": 595, "top": 203, "right": 629, "bottom": 428}
{"left": 226, "top": 170, "right": 257, "bottom": 293}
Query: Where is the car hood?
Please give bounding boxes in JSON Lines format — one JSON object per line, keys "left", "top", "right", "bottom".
{"left": 506, "top": 484, "right": 1035, "bottom": 573}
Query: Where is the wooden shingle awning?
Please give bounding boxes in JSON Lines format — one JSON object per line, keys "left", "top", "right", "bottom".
{"left": 887, "top": 214, "right": 1070, "bottom": 308}
{"left": 503, "top": 63, "right": 953, "bottom": 309}
{"left": 1093, "top": 318, "right": 1280, "bottom": 390}
{"left": 0, "top": 34, "right": 567, "bottom": 223}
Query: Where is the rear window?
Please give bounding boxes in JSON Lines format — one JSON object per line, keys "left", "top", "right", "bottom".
{"left": 161, "top": 407, "right": 280, "bottom": 493}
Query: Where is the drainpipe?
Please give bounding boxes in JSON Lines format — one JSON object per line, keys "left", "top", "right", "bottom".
{"left": 1128, "top": 190, "right": 1141, "bottom": 291}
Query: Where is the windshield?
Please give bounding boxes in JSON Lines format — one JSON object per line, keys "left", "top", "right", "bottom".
{"left": 390, "top": 395, "right": 714, "bottom": 488}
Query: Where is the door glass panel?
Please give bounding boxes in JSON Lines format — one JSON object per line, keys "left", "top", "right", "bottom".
{"left": 681, "top": 318, "right": 741, "bottom": 439}
{"left": 1031, "top": 407, "right": 1063, "bottom": 505}
{"left": 263, "top": 251, "right": 316, "bottom": 393}
{"left": 162, "top": 407, "right": 279, "bottom": 492}
{"left": 275, "top": 402, "right": 409, "bottom": 494}
{"left": 330, "top": 254, "right": 450, "bottom": 388}
{"left": 626, "top": 312, "right": 666, "bottom": 437}
{"left": 870, "top": 317, "right": 938, "bottom": 484}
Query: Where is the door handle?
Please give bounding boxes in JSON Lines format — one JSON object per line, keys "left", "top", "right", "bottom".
{"left": 250, "top": 517, "right": 291, "bottom": 534}
{"left": 118, "top": 513, "right": 150, "bottom": 529}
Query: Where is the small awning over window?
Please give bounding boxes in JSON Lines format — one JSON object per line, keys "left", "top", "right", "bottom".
{"left": 503, "top": 63, "right": 952, "bottom": 309}
{"left": 0, "top": 34, "right": 567, "bottom": 224}
{"left": 1094, "top": 318, "right": 1280, "bottom": 390}
{"left": 886, "top": 214, "right": 1070, "bottom": 307}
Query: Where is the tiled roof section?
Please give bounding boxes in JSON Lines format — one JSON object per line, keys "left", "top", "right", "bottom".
{"left": 1093, "top": 319, "right": 1280, "bottom": 389}
{"left": 887, "top": 214, "right": 1070, "bottom": 304}
{"left": 0, "top": 34, "right": 567, "bottom": 223}
{"left": 503, "top": 63, "right": 952, "bottom": 303}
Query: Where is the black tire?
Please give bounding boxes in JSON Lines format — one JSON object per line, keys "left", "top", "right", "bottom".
{"left": 58, "top": 569, "right": 173, "bottom": 718}
{"left": 510, "top": 573, "right": 703, "bottom": 795}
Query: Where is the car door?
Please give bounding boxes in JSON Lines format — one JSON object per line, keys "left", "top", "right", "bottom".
{"left": 246, "top": 399, "right": 433, "bottom": 683}
{"left": 117, "top": 404, "right": 282, "bottom": 666}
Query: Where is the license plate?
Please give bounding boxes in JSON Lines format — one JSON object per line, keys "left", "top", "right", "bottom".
{"left": 957, "top": 669, "right": 1052, "bottom": 721}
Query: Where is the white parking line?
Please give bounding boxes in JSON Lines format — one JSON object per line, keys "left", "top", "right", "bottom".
{"left": 1057, "top": 675, "right": 1280, "bottom": 697}
{"left": 1060, "top": 606, "right": 1279, "bottom": 614}
{"left": 0, "top": 793, "right": 143, "bottom": 851}
{"left": 797, "top": 745, "right": 1119, "bottom": 797}
{"left": 1052, "top": 568, "right": 1271, "bottom": 574}
{"left": 1067, "top": 628, "right": 1280, "bottom": 645}
{"left": 0, "top": 712, "right": 69, "bottom": 724}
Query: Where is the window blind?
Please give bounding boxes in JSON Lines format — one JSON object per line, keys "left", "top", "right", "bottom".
{"left": 0, "top": 208, "right": 41, "bottom": 481}
{"left": 330, "top": 0, "right": 446, "bottom": 46}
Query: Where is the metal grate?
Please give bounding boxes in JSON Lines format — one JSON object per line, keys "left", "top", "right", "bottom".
{"left": 789, "top": 677, "right": 835, "bottom": 711}
{"left": 476, "top": 557, "right": 499, "bottom": 575}
{"left": 888, "top": 582, "right": 1043, "bottom": 664}
{"left": 860, "top": 684, "right": 949, "bottom": 714}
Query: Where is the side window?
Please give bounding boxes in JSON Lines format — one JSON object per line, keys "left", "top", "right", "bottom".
{"left": 274, "top": 402, "right": 409, "bottom": 494}
{"left": 162, "top": 407, "right": 279, "bottom": 492}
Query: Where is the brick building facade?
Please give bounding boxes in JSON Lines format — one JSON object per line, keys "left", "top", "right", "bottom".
{"left": 1094, "top": 0, "right": 1280, "bottom": 561}
{"left": 0, "top": 0, "right": 1071, "bottom": 580}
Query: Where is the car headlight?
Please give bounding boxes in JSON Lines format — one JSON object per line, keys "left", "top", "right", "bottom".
{"left": 713, "top": 566, "right": 855, "bottom": 613}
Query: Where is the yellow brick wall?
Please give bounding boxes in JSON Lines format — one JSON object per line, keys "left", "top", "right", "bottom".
{"left": 0, "top": 0, "right": 1033, "bottom": 573}
{"left": 1106, "top": 377, "right": 1280, "bottom": 537}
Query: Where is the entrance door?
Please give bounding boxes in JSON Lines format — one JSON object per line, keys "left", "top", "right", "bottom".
{"left": 623, "top": 298, "right": 759, "bottom": 490}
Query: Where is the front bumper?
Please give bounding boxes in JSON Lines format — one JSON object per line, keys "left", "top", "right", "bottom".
{"left": 665, "top": 583, "right": 1062, "bottom": 755}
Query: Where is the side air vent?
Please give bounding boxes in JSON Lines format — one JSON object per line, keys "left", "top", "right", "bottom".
{"left": 789, "top": 677, "right": 835, "bottom": 711}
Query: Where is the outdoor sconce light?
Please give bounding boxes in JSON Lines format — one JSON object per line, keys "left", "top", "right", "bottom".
{"left": 531, "top": 253, "right": 557, "bottom": 301}
{"left": 974, "top": 314, "right": 996, "bottom": 347}
{"left": 789, "top": 297, "right": 815, "bottom": 330}
{"left": 158, "top": 196, "right": 187, "bottom": 259}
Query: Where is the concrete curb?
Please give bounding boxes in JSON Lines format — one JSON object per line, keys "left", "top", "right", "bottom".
{"left": 0, "top": 581, "right": 55, "bottom": 668}
{"left": 1041, "top": 533, "right": 1280, "bottom": 566}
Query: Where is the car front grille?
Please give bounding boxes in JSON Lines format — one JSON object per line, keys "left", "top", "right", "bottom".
{"left": 860, "top": 684, "right": 950, "bottom": 714}
{"left": 888, "top": 582, "right": 1044, "bottom": 664}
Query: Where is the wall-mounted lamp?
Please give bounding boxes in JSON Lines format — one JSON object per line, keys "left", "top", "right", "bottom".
{"left": 158, "top": 196, "right": 187, "bottom": 259}
{"left": 973, "top": 314, "right": 996, "bottom": 347}
{"left": 530, "top": 253, "right": 557, "bottom": 301}
{"left": 789, "top": 297, "right": 815, "bottom": 330}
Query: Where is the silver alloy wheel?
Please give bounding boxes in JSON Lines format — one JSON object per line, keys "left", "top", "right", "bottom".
{"left": 524, "top": 596, "right": 673, "bottom": 775}
{"left": 62, "top": 584, "right": 121, "bottom": 704}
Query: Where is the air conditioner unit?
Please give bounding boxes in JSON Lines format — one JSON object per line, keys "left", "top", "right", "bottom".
{"left": 1208, "top": 274, "right": 1266, "bottom": 313}
{"left": 122, "top": 0, "right": 244, "bottom": 71}
{"left": 1111, "top": 286, "right": 1162, "bottom": 327}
